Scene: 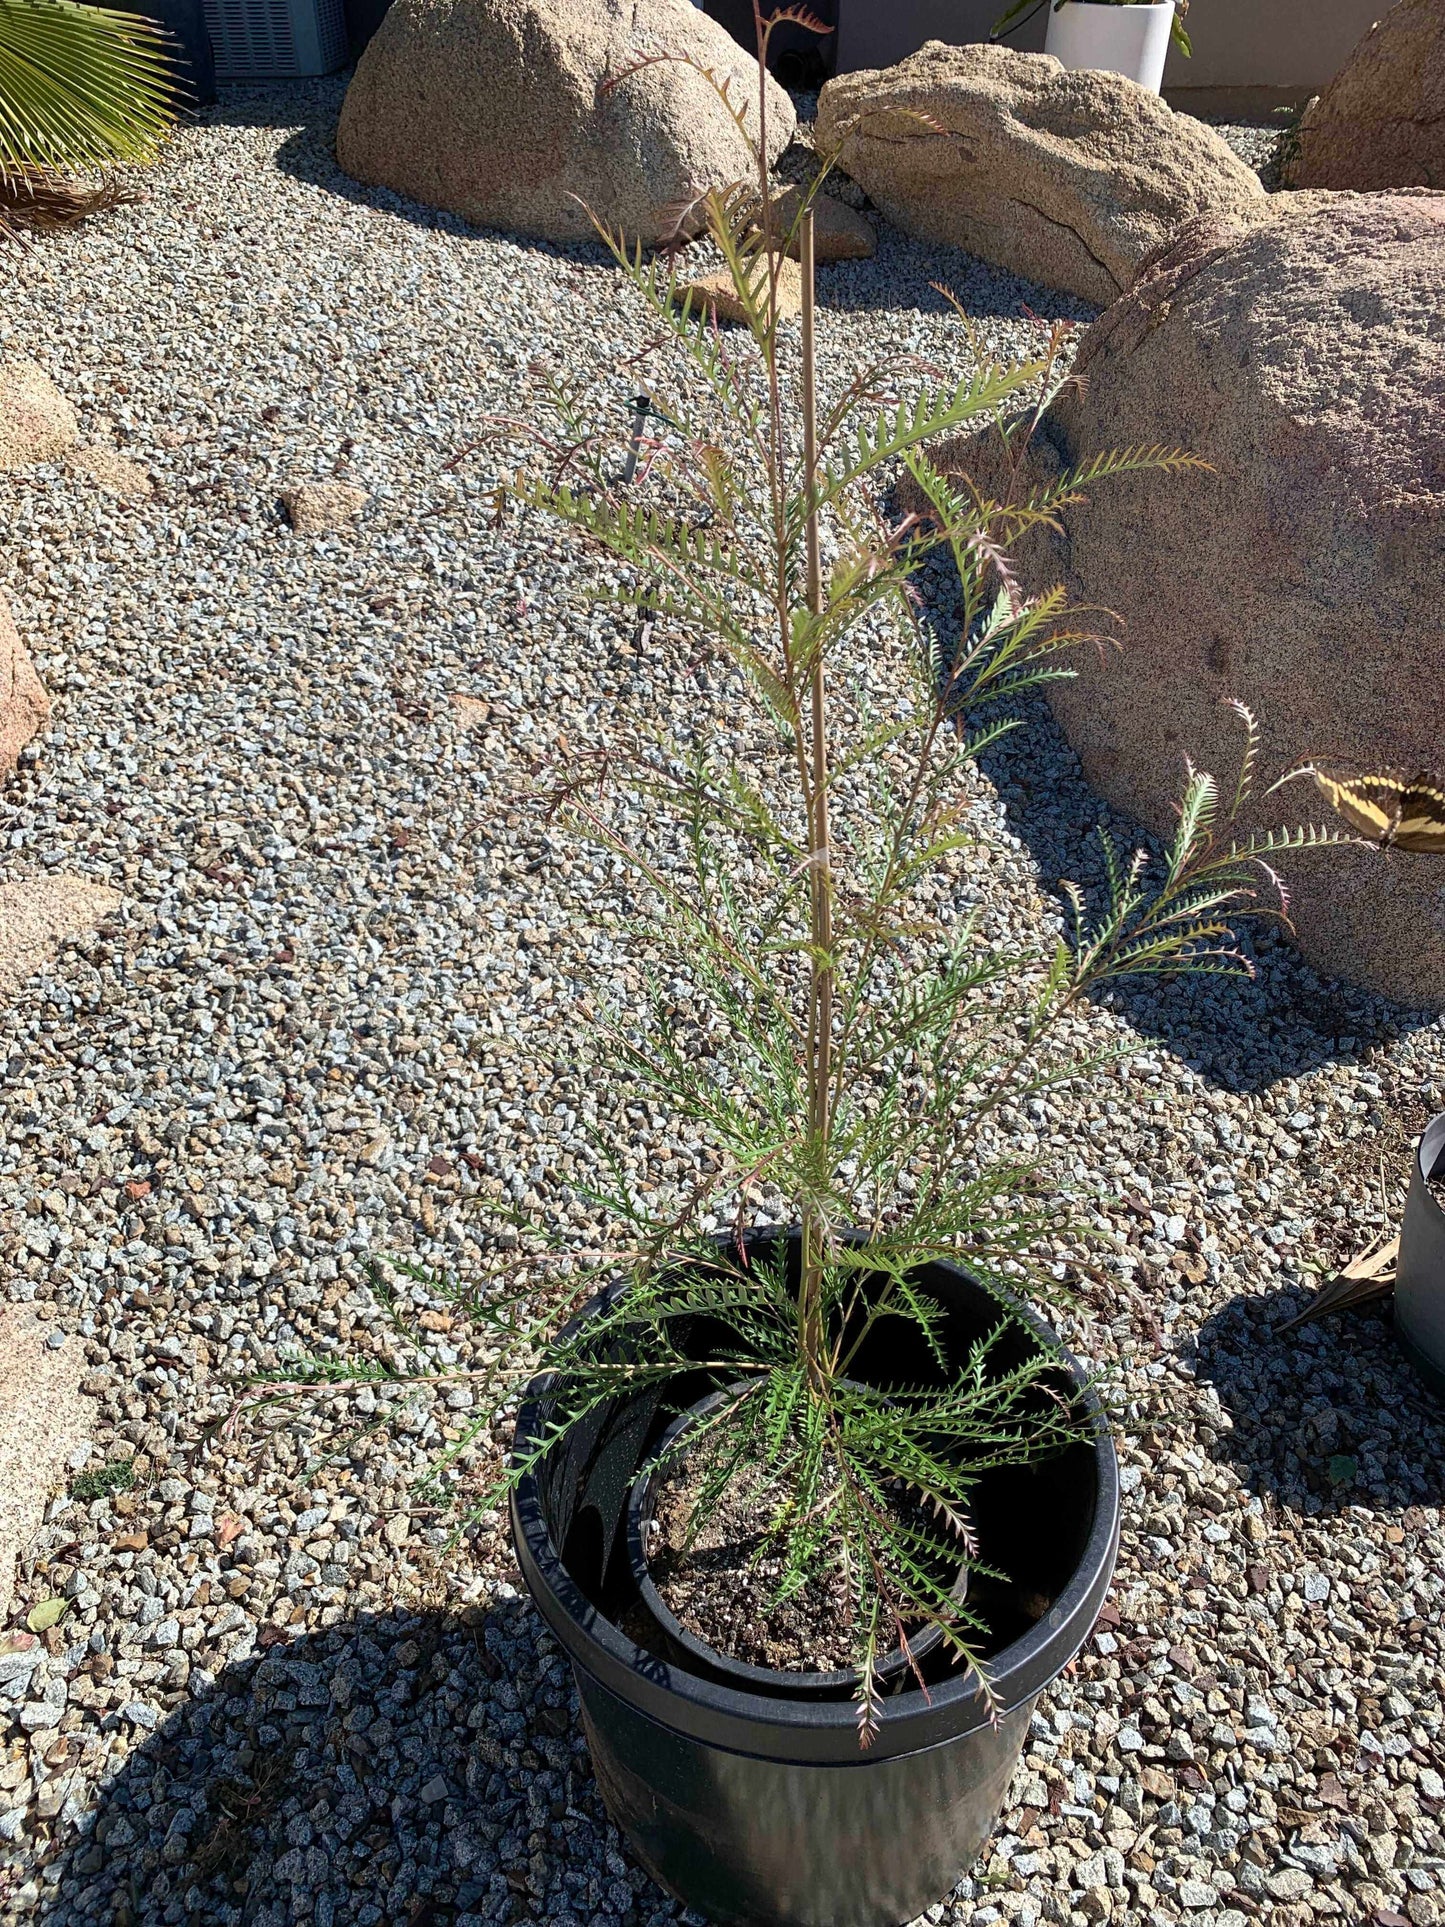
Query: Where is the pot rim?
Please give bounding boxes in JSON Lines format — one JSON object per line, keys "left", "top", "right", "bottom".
{"left": 511, "top": 1243, "right": 1120, "bottom": 1761}
{"left": 1416, "top": 1113, "right": 1445, "bottom": 1195}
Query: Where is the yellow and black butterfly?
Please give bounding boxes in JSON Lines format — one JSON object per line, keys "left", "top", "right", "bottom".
{"left": 1306, "top": 767, "right": 1445, "bottom": 853}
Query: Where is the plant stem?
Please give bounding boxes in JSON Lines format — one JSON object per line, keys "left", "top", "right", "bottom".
{"left": 799, "top": 207, "right": 832, "bottom": 1391}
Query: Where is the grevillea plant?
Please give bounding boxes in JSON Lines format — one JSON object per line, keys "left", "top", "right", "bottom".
{"left": 261, "top": 8, "right": 1338, "bottom": 1739}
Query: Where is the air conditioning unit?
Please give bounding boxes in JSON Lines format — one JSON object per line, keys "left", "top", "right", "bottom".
{"left": 201, "top": 0, "right": 348, "bottom": 77}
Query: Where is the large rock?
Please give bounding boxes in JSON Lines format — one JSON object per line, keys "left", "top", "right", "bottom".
{"left": 0, "top": 355, "right": 79, "bottom": 471}
{"left": 336, "top": 0, "right": 795, "bottom": 246}
{"left": 908, "top": 193, "right": 1445, "bottom": 1008}
{"left": 814, "top": 42, "right": 1264, "bottom": 305}
{"left": 1286, "top": 0, "right": 1445, "bottom": 189}
{"left": 1, "top": 593, "right": 50, "bottom": 778}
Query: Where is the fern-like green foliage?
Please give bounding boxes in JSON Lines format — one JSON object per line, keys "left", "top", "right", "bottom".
{"left": 257, "top": 15, "right": 1339, "bottom": 1742}
{"left": 0, "top": 0, "right": 178, "bottom": 202}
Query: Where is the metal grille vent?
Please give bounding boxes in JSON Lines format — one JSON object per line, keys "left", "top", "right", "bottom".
{"left": 202, "top": 0, "right": 347, "bottom": 79}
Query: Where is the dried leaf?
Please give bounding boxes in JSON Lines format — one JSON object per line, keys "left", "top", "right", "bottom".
{"left": 216, "top": 1513, "right": 243, "bottom": 1547}
{"left": 0, "top": 1632, "right": 36, "bottom": 1656}
{"left": 1278, "top": 1234, "right": 1398, "bottom": 1333}
{"left": 26, "top": 1598, "right": 68, "bottom": 1633}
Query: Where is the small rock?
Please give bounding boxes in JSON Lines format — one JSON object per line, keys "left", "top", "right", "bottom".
{"left": 452, "top": 694, "right": 491, "bottom": 729}
{"left": 66, "top": 445, "right": 154, "bottom": 500}
{"left": 280, "top": 481, "right": 370, "bottom": 533}
{"left": 418, "top": 1774, "right": 449, "bottom": 1803}
{"left": 679, "top": 258, "right": 802, "bottom": 325}
{"left": 1267, "top": 1868, "right": 1315, "bottom": 1902}
{"left": 764, "top": 184, "right": 876, "bottom": 261}
{"left": 0, "top": 354, "right": 78, "bottom": 470}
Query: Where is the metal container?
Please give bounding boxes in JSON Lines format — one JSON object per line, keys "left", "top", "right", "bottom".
{"left": 1396, "top": 1113, "right": 1445, "bottom": 1400}
{"left": 200, "top": 0, "right": 347, "bottom": 79}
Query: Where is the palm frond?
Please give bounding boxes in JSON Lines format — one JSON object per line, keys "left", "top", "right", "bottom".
{"left": 0, "top": 0, "right": 180, "bottom": 188}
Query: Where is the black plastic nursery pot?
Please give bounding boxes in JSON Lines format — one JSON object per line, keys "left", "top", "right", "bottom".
{"left": 510, "top": 1234, "right": 1120, "bottom": 1927}
{"left": 1396, "top": 1112, "right": 1445, "bottom": 1401}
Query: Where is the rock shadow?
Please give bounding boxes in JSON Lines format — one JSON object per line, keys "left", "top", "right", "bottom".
{"left": 811, "top": 222, "right": 1097, "bottom": 323}
{"left": 901, "top": 530, "right": 1434, "bottom": 1093}
{"left": 201, "top": 80, "right": 615, "bottom": 264}
{"left": 202, "top": 80, "right": 1097, "bottom": 319}
{"left": 36, "top": 1599, "right": 668, "bottom": 1927}
{"left": 1184, "top": 1288, "right": 1445, "bottom": 1516}
{"left": 979, "top": 692, "right": 1435, "bottom": 1091}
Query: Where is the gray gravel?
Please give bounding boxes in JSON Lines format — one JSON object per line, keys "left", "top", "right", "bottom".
{"left": 1, "top": 78, "right": 1442, "bottom": 1927}
{"left": 1205, "top": 118, "right": 1292, "bottom": 193}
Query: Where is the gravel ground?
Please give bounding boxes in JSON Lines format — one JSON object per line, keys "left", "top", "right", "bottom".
{"left": 1, "top": 79, "right": 1442, "bottom": 1927}
{"left": 1206, "top": 120, "right": 1291, "bottom": 192}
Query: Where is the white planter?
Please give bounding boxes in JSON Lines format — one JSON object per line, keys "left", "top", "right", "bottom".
{"left": 1044, "top": 1, "right": 1175, "bottom": 91}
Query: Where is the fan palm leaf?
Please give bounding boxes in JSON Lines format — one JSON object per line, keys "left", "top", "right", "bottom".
{"left": 0, "top": 0, "right": 179, "bottom": 190}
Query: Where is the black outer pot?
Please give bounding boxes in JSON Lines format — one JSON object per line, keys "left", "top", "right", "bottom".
{"left": 511, "top": 1240, "right": 1119, "bottom": 1927}
{"left": 1396, "top": 1113, "right": 1445, "bottom": 1401}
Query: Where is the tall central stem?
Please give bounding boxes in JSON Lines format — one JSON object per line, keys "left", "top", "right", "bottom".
{"left": 799, "top": 208, "right": 832, "bottom": 1390}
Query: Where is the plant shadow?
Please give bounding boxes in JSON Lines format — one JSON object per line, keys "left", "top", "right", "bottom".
{"left": 1183, "top": 1289, "right": 1445, "bottom": 1516}
{"left": 36, "top": 1599, "right": 669, "bottom": 1927}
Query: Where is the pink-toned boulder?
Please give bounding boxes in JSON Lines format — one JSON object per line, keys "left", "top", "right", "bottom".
{"left": 815, "top": 42, "right": 1263, "bottom": 305}
{"left": 336, "top": 0, "right": 795, "bottom": 246}
{"left": 0, "top": 355, "right": 78, "bottom": 471}
{"left": 0, "top": 876, "right": 123, "bottom": 1005}
{"left": 909, "top": 193, "right": 1445, "bottom": 1008}
{"left": 1, "top": 593, "right": 49, "bottom": 779}
{"left": 1287, "top": 0, "right": 1445, "bottom": 189}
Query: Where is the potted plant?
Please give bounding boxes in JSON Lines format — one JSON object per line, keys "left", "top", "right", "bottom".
{"left": 266, "top": 16, "right": 1331, "bottom": 1923}
{"left": 995, "top": 0, "right": 1191, "bottom": 91}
